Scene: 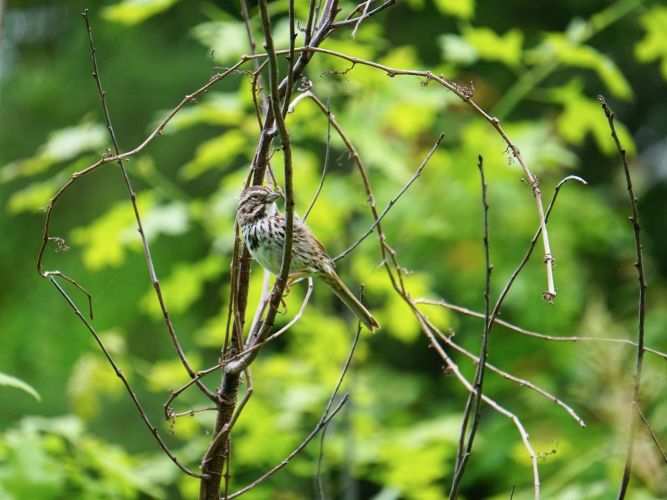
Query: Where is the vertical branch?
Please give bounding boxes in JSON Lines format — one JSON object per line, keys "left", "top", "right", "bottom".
{"left": 240, "top": 0, "right": 269, "bottom": 116}
{"left": 316, "top": 319, "right": 362, "bottom": 499}
{"left": 598, "top": 96, "right": 647, "bottom": 500}
{"left": 281, "top": 0, "right": 297, "bottom": 117}
{"left": 304, "top": 96, "right": 331, "bottom": 221}
{"left": 450, "top": 155, "right": 492, "bottom": 498}
{"left": 81, "top": 10, "right": 214, "bottom": 400}
{"left": 48, "top": 276, "right": 205, "bottom": 478}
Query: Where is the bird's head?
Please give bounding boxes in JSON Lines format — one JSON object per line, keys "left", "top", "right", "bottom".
{"left": 237, "top": 185, "right": 282, "bottom": 224}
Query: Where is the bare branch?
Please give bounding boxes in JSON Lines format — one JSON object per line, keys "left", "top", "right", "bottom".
{"left": 49, "top": 276, "right": 206, "bottom": 478}
{"left": 416, "top": 312, "right": 541, "bottom": 499}
{"left": 415, "top": 298, "right": 667, "bottom": 361}
{"left": 226, "top": 395, "right": 349, "bottom": 499}
{"left": 303, "top": 96, "right": 332, "bottom": 221}
{"left": 634, "top": 403, "right": 667, "bottom": 465}
{"left": 80, "top": 8, "right": 215, "bottom": 401}
{"left": 431, "top": 326, "right": 585, "bottom": 427}
{"left": 335, "top": 132, "right": 444, "bottom": 262}
{"left": 451, "top": 155, "right": 493, "bottom": 497}
{"left": 317, "top": 319, "right": 363, "bottom": 498}
{"left": 351, "top": 0, "right": 372, "bottom": 38}
{"left": 333, "top": 0, "right": 396, "bottom": 28}
{"left": 598, "top": 96, "right": 647, "bottom": 500}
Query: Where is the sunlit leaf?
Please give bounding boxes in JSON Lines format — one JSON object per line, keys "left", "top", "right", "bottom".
{"left": 440, "top": 34, "right": 478, "bottom": 65}
{"left": 0, "top": 372, "right": 41, "bottom": 401}
{"left": 434, "top": 0, "right": 475, "bottom": 19}
{"left": 549, "top": 79, "right": 635, "bottom": 155}
{"left": 0, "top": 123, "right": 106, "bottom": 182}
{"left": 67, "top": 352, "right": 124, "bottom": 420}
{"left": 70, "top": 193, "right": 155, "bottom": 269}
{"left": 528, "top": 34, "right": 632, "bottom": 99}
{"left": 140, "top": 255, "right": 224, "bottom": 318}
{"left": 7, "top": 173, "right": 67, "bottom": 214}
{"left": 102, "top": 0, "right": 182, "bottom": 25}
{"left": 180, "top": 130, "right": 248, "bottom": 180}
{"left": 162, "top": 93, "right": 245, "bottom": 132}
{"left": 191, "top": 21, "right": 248, "bottom": 63}
{"left": 145, "top": 355, "right": 201, "bottom": 392}
{"left": 635, "top": 6, "right": 667, "bottom": 80}
{"left": 462, "top": 26, "right": 523, "bottom": 67}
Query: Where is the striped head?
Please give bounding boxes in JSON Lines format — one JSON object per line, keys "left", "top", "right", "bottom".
{"left": 237, "top": 185, "right": 281, "bottom": 225}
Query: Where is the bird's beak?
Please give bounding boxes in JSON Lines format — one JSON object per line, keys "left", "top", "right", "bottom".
{"left": 266, "top": 192, "right": 281, "bottom": 203}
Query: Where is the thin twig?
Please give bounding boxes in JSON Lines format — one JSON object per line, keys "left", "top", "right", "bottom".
{"left": 415, "top": 298, "right": 667, "bottom": 361}
{"left": 80, "top": 9, "right": 215, "bottom": 401}
{"left": 351, "top": 0, "right": 372, "bottom": 38}
{"left": 226, "top": 395, "right": 349, "bottom": 499}
{"left": 634, "top": 402, "right": 667, "bottom": 465}
{"left": 598, "top": 96, "right": 647, "bottom": 500}
{"left": 304, "top": 97, "right": 332, "bottom": 221}
{"left": 49, "top": 276, "right": 206, "bottom": 478}
{"left": 335, "top": 132, "right": 444, "bottom": 262}
{"left": 280, "top": 0, "right": 297, "bottom": 117}
{"left": 451, "top": 155, "right": 493, "bottom": 497}
{"left": 240, "top": 0, "right": 269, "bottom": 116}
{"left": 223, "top": 0, "right": 296, "bottom": 376}
{"left": 416, "top": 312, "right": 541, "bottom": 499}
{"left": 431, "top": 327, "right": 585, "bottom": 427}
{"left": 333, "top": 0, "right": 396, "bottom": 28}
{"left": 316, "top": 319, "right": 363, "bottom": 498}
{"left": 164, "top": 278, "right": 314, "bottom": 418}
{"left": 306, "top": 84, "right": 540, "bottom": 495}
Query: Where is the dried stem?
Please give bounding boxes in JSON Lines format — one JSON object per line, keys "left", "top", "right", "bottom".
{"left": 430, "top": 326, "right": 585, "bottom": 426}
{"left": 316, "top": 320, "right": 363, "bottom": 498}
{"left": 415, "top": 298, "right": 667, "bottom": 361}
{"left": 304, "top": 84, "right": 540, "bottom": 495}
{"left": 48, "top": 277, "right": 205, "bottom": 478}
{"left": 634, "top": 403, "right": 667, "bottom": 465}
{"left": 598, "top": 96, "right": 647, "bottom": 500}
{"left": 226, "top": 395, "right": 349, "bottom": 498}
{"left": 417, "top": 313, "right": 541, "bottom": 499}
{"left": 80, "top": 9, "right": 215, "bottom": 401}
{"left": 335, "top": 132, "right": 444, "bottom": 262}
{"left": 451, "top": 155, "right": 492, "bottom": 498}
{"left": 303, "top": 96, "right": 332, "bottom": 221}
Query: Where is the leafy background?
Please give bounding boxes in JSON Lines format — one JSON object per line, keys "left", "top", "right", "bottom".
{"left": 1, "top": 0, "right": 667, "bottom": 498}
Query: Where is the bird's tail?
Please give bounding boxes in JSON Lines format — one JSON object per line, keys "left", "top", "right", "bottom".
{"left": 321, "top": 271, "right": 379, "bottom": 331}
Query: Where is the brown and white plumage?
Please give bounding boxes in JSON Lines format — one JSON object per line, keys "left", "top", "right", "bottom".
{"left": 237, "top": 185, "right": 379, "bottom": 331}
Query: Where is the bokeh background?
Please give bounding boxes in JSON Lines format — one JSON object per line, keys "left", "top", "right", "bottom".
{"left": 1, "top": 0, "right": 667, "bottom": 498}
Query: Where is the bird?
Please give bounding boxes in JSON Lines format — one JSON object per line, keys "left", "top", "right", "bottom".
{"left": 237, "top": 185, "right": 379, "bottom": 331}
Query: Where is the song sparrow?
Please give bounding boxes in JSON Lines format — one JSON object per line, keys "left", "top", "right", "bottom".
{"left": 237, "top": 185, "right": 379, "bottom": 331}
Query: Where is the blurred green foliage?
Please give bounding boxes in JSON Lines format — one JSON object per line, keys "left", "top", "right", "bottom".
{"left": 1, "top": 0, "right": 667, "bottom": 498}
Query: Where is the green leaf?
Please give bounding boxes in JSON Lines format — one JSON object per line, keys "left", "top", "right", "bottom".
{"left": 461, "top": 26, "right": 523, "bottom": 67}
{"left": 67, "top": 353, "right": 124, "bottom": 420}
{"left": 102, "top": 0, "right": 182, "bottom": 26}
{"left": 549, "top": 79, "right": 635, "bottom": 155}
{"left": 529, "top": 34, "right": 632, "bottom": 99}
{"left": 191, "top": 21, "right": 248, "bottom": 63}
{"left": 163, "top": 93, "right": 245, "bottom": 132}
{"left": 439, "top": 34, "right": 478, "bottom": 65}
{"left": 0, "top": 123, "right": 106, "bottom": 182}
{"left": 140, "top": 255, "right": 224, "bottom": 318}
{"left": 635, "top": 6, "right": 667, "bottom": 80}
{"left": 70, "top": 193, "right": 155, "bottom": 270}
{"left": 180, "top": 130, "right": 248, "bottom": 180}
{"left": 434, "top": 0, "right": 475, "bottom": 19}
{"left": 7, "top": 173, "right": 67, "bottom": 214}
{"left": 0, "top": 372, "right": 41, "bottom": 401}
